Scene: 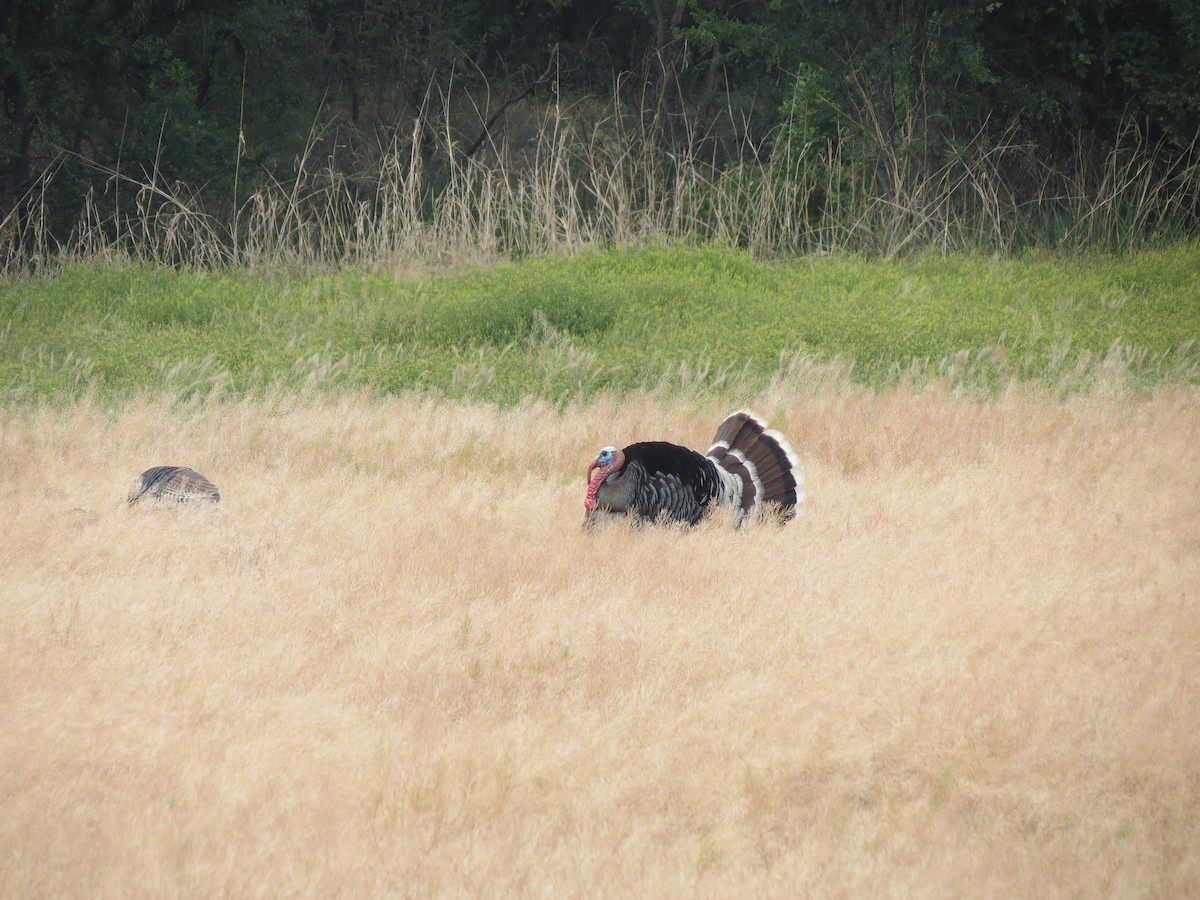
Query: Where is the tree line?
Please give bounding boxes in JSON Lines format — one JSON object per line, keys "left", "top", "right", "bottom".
{"left": 3, "top": 0, "right": 1198, "bottom": 259}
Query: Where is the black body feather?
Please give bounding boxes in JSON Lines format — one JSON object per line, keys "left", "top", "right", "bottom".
{"left": 620, "top": 441, "right": 725, "bottom": 525}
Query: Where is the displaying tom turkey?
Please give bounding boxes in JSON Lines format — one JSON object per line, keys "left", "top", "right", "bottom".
{"left": 584, "top": 410, "right": 802, "bottom": 526}
{"left": 127, "top": 466, "right": 221, "bottom": 506}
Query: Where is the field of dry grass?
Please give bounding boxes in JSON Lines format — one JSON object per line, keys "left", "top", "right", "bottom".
{"left": 1, "top": 382, "right": 1198, "bottom": 897}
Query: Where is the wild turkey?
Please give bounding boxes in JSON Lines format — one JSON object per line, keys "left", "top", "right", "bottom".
{"left": 584, "top": 410, "right": 802, "bottom": 526}
{"left": 128, "top": 466, "right": 221, "bottom": 506}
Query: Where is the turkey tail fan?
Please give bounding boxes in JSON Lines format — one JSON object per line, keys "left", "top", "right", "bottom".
{"left": 128, "top": 466, "right": 221, "bottom": 506}
{"left": 706, "top": 410, "right": 803, "bottom": 521}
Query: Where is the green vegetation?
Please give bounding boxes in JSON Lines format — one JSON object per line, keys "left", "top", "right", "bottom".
{"left": 4, "top": 1, "right": 1198, "bottom": 269}
{"left": 3, "top": 244, "right": 1197, "bottom": 405}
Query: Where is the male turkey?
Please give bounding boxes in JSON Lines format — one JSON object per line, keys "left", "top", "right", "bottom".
{"left": 584, "top": 410, "right": 802, "bottom": 526}
{"left": 128, "top": 466, "right": 221, "bottom": 506}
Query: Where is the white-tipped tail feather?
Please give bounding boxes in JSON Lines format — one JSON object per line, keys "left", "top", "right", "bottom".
{"left": 706, "top": 410, "right": 802, "bottom": 521}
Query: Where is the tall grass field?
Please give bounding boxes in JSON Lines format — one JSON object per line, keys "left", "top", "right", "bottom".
{"left": 1, "top": 245, "right": 1198, "bottom": 896}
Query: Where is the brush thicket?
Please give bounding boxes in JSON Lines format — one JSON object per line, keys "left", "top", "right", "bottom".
{"left": 6, "top": 88, "right": 1196, "bottom": 275}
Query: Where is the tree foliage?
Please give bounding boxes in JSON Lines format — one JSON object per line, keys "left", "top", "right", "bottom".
{"left": 2, "top": 0, "right": 1197, "bottom": 257}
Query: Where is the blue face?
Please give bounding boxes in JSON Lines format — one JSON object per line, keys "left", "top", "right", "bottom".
{"left": 597, "top": 448, "right": 614, "bottom": 466}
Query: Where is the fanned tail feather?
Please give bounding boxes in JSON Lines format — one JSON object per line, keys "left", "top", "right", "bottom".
{"left": 707, "top": 410, "right": 803, "bottom": 519}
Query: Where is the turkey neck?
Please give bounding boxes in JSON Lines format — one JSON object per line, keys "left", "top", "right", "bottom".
{"left": 593, "top": 463, "right": 640, "bottom": 513}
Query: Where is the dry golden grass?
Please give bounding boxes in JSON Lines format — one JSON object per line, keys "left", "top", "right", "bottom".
{"left": 1, "top": 384, "right": 1198, "bottom": 897}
